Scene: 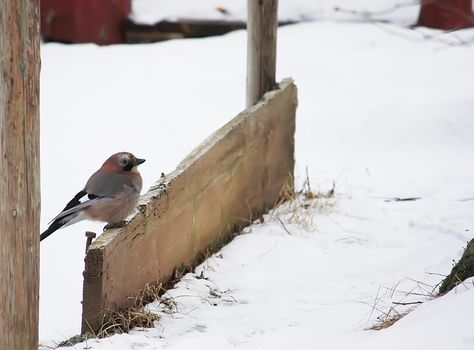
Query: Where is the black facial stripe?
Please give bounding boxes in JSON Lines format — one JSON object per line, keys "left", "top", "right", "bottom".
{"left": 123, "top": 163, "right": 133, "bottom": 171}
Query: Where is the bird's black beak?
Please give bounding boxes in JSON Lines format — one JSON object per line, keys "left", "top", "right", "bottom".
{"left": 135, "top": 158, "right": 146, "bottom": 166}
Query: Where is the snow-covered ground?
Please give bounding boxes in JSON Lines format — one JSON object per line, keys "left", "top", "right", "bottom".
{"left": 130, "top": 0, "right": 420, "bottom": 26}
{"left": 39, "top": 2, "right": 474, "bottom": 349}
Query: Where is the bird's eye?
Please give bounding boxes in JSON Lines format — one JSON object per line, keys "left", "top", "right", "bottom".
{"left": 120, "top": 157, "right": 128, "bottom": 166}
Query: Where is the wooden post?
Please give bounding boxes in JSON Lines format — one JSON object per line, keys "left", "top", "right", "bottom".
{"left": 246, "top": 0, "right": 278, "bottom": 107}
{"left": 0, "top": 0, "right": 41, "bottom": 349}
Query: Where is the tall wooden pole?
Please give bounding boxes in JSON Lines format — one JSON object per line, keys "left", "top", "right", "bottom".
{"left": 246, "top": 0, "right": 278, "bottom": 107}
{"left": 0, "top": 0, "right": 41, "bottom": 349}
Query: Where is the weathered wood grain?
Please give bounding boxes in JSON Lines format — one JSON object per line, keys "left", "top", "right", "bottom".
{"left": 246, "top": 0, "right": 278, "bottom": 107}
{"left": 0, "top": 0, "right": 41, "bottom": 348}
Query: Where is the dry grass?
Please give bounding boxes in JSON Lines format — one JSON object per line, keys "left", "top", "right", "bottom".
{"left": 369, "top": 311, "right": 409, "bottom": 330}
{"left": 77, "top": 283, "right": 164, "bottom": 342}
{"left": 272, "top": 169, "right": 336, "bottom": 231}
{"left": 362, "top": 278, "right": 441, "bottom": 331}
{"left": 96, "top": 306, "right": 159, "bottom": 338}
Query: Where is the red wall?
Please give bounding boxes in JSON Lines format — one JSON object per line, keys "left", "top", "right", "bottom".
{"left": 41, "top": 0, "right": 131, "bottom": 44}
{"left": 418, "top": 0, "right": 473, "bottom": 30}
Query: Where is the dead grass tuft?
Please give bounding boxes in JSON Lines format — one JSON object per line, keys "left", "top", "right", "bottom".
{"left": 362, "top": 277, "right": 440, "bottom": 331}
{"left": 369, "top": 311, "right": 409, "bottom": 330}
{"left": 96, "top": 307, "right": 159, "bottom": 338}
{"left": 272, "top": 168, "right": 336, "bottom": 230}
{"left": 84, "top": 283, "right": 164, "bottom": 339}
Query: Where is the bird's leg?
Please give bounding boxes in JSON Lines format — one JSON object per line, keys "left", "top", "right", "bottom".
{"left": 104, "top": 220, "right": 128, "bottom": 230}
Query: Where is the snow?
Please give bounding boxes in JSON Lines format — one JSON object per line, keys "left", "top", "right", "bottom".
{"left": 39, "top": 2, "right": 474, "bottom": 349}
{"left": 130, "top": 0, "right": 420, "bottom": 26}
{"left": 130, "top": 0, "right": 319, "bottom": 24}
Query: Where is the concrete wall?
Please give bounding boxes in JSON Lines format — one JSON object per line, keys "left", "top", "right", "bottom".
{"left": 82, "top": 79, "right": 297, "bottom": 333}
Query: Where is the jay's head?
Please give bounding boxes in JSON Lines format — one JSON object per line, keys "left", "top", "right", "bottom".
{"left": 102, "top": 152, "right": 146, "bottom": 173}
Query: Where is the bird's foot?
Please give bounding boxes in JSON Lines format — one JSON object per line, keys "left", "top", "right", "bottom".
{"left": 104, "top": 220, "right": 128, "bottom": 230}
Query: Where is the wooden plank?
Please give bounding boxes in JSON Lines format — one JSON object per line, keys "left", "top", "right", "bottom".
{"left": 82, "top": 79, "right": 297, "bottom": 334}
{"left": 246, "top": 0, "right": 278, "bottom": 107}
{"left": 0, "top": 0, "right": 41, "bottom": 349}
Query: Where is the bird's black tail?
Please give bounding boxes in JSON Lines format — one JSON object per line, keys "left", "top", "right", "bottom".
{"left": 40, "top": 219, "right": 64, "bottom": 241}
{"left": 40, "top": 190, "right": 87, "bottom": 242}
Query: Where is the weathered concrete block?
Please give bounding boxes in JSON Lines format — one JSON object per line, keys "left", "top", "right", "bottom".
{"left": 81, "top": 78, "right": 297, "bottom": 333}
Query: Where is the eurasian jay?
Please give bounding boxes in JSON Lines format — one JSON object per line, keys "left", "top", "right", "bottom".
{"left": 40, "top": 152, "right": 145, "bottom": 241}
